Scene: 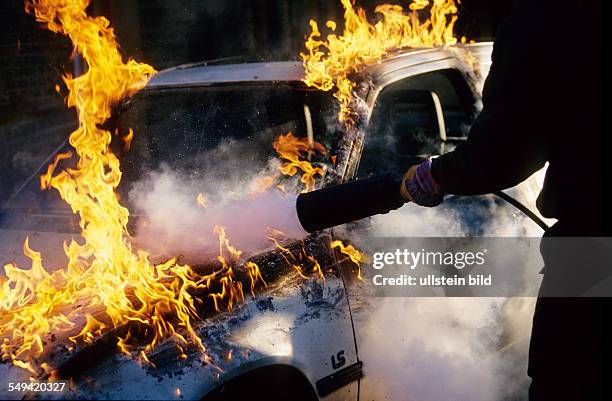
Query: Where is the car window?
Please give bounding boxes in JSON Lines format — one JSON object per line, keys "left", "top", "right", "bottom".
{"left": 116, "top": 85, "right": 338, "bottom": 190}
{"left": 1, "top": 84, "right": 340, "bottom": 232}
{"left": 357, "top": 69, "right": 474, "bottom": 177}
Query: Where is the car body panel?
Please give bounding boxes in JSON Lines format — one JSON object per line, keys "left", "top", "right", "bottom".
{"left": 27, "top": 276, "right": 356, "bottom": 401}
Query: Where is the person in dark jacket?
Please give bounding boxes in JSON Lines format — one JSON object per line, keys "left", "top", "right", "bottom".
{"left": 400, "top": 1, "right": 604, "bottom": 400}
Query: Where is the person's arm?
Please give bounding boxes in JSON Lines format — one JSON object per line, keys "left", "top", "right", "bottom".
{"left": 430, "top": 13, "right": 548, "bottom": 196}
{"left": 402, "top": 0, "right": 573, "bottom": 206}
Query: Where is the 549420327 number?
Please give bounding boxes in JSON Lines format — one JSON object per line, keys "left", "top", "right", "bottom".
{"left": 6, "top": 381, "right": 67, "bottom": 392}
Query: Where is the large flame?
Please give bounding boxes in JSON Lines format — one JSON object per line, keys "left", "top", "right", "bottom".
{"left": 1, "top": 0, "right": 249, "bottom": 375}
{"left": 301, "top": 0, "right": 460, "bottom": 124}
{"left": 0, "top": 0, "right": 372, "bottom": 377}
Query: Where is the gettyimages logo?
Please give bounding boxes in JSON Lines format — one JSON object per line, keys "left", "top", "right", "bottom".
{"left": 372, "top": 248, "right": 487, "bottom": 270}
{"left": 364, "top": 237, "right": 612, "bottom": 297}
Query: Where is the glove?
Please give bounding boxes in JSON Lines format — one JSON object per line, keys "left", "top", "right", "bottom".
{"left": 399, "top": 159, "right": 444, "bottom": 207}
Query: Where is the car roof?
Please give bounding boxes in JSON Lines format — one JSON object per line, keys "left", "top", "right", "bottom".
{"left": 146, "top": 43, "right": 493, "bottom": 90}
{"left": 146, "top": 61, "right": 306, "bottom": 89}
{"left": 362, "top": 42, "right": 492, "bottom": 82}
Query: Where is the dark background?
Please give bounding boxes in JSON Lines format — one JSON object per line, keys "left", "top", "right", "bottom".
{"left": 0, "top": 0, "right": 512, "bottom": 203}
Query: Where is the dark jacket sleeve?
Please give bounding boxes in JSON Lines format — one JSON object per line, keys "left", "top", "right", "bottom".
{"left": 431, "top": 3, "right": 552, "bottom": 195}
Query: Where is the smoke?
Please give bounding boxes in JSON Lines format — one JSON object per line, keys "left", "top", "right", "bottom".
{"left": 373, "top": 203, "right": 465, "bottom": 237}
{"left": 357, "top": 298, "right": 527, "bottom": 401}
{"left": 127, "top": 164, "right": 308, "bottom": 265}
{"left": 341, "top": 198, "right": 540, "bottom": 401}
{"left": 370, "top": 197, "right": 544, "bottom": 237}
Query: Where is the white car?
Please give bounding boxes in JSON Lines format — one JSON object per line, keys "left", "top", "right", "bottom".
{"left": 0, "top": 43, "right": 547, "bottom": 400}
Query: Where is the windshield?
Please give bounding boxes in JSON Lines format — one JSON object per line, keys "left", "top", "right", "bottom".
{"left": 1, "top": 84, "right": 340, "bottom": 234}
{"left": 117, "top": 84, "right": 338, "bottom": 188}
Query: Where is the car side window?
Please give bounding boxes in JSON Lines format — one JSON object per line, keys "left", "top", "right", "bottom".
{"left": 357, "top": 69, "right": 474, "bottom": 177}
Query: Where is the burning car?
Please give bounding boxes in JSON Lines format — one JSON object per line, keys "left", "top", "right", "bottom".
{"left": 1, "top": 41, "right": 548, "bottom": 401}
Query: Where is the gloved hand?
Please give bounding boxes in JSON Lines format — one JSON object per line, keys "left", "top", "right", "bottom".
{"left": 399, "top": 159, "right": 444, "bottom": 207}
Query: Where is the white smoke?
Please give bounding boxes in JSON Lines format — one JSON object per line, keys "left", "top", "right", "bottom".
{"left": 127, "top": 154, "right": 542, "bottom": 401}
{"left": 342, "top": 198, "right": 541, "bottom": 401}
{"left": 127, "top": 164, "right": 307, "bottom": 264}
{"left": 357, "top": 297, "right": 534, "bottom": 401}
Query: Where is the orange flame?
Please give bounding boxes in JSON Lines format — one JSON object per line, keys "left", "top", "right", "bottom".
{"left": 304, "top": 252, "right": 325, "bottom": 281}
{"left": 0, "top": 0, "right": 355, "bottom": 376}
{"left": 207, "top": 226, "right": 267, "bottom": 312}
{"left": 1, "top": 0, "right": 207, "bottom": 373}
{"left": 244, "top": 262, "right": 267, "bottom": 297}
{"left": 250, "top": 175, "right": 277, "bottom": 195}
{"left": 331, "top": 240, "right": 368, "bottom": 281}
{"left": 121, "top": 128, "right": 134, "bottom": 152}
{"left": 252, "top": 132, "right": 327, "bottom": 194}
{"left": 269, "top": 236, "right": 326, "bottom": 281}
{"left": 196, "top": 193, "right": 208, "bottom": 209}
{"left": 273, "top": 132, "right": 327, "bottom": 193}
{"left": 68, "top": 315, "right": 106, "bottom": 345}
{"left": 269, "top": 236, "right": 308, "bottom": 279}
{"left": 301, "top": 0, "right": 460, "bottom": 124}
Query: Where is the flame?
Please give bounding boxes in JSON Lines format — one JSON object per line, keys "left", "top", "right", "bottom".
{"left": 68, "top": 315, "right": 106, "bottom": 345}
{"left": 273, "top": 132, "right": 327, "bottom": 193}
{"left": 208, "top": 225, "right": 267, "bottom": 312}
{"left": 269, "top": 237, "right": 326, "bottom": 281}
{"left": 1, "top": 0, "right": 366, "bottom": 376}
{"left": 116, "top": 335, "right": 132, "bottom": 356}
{"left": 274, "top": 132, "right": 327, "bottom": 192}
{"left": 269, "top": 237, "right": 308, "bottom": 279}
{"left": 331, "top": 240, "right": 368, "bottom": 281}
{"left": 301, "top": 0, "right": 460, "bottom": 124}
{"left": 196, "top": 193, "right": 208, "bottom": 209}
{"left": 250, "top": 175, "right": 278, "bottom": 194}
{"left": 252, "top": 132, "right": 327, "bottom": 194}
{"left": 1, "top": 0, "right": 215, "bottom": 373}
{"left": 304, "top": 252, "right": 325, "bottom": 281}
{"left": 244, "top": 262, "right": 266, "bottom": 297}
{"left": 140, "top": 350, "right": 156, "bottom": 368}
{"left": 121, "top": 128, "right": 134, "bottom": 152}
